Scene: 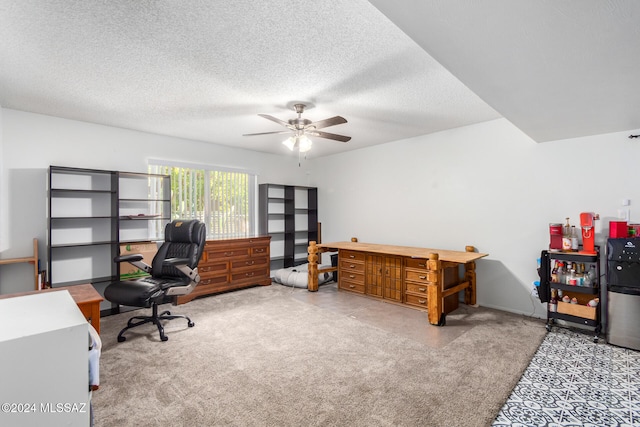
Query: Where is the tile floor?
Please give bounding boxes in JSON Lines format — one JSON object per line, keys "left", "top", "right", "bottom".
{"left": 493, "top": 327, "right": 640, "bottom": 426}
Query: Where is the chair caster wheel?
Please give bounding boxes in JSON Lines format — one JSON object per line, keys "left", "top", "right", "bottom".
{"left": 437, "top": 314, "right": 446, "bottom": 326}
{"left": 188, "top": 321, "right": 195, "bottom": 327}
{"left": 117, "top": 336, "right": 126, "bottom": 342}
{"left": 546, "top": 324, "right": 552, "bottom": 332}
{"left": 161, "top": 336, "right": 169, "bottom": 342}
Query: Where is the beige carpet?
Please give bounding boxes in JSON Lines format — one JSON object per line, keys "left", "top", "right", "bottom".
{"left": 93, "top": 283, "right": 546, "bottom": 427}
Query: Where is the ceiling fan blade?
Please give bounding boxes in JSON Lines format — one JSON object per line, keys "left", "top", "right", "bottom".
{"left": 309, "top": 130, "right": 351, "bottom": 143}
{"left": 243, "top": 130, "right": 291, "bottom": 137}
{"left": 258, "top": 114, "right": 289, "bottom": 127}
{"left": 307, "top": 116, "right": 347, "bottom": 130}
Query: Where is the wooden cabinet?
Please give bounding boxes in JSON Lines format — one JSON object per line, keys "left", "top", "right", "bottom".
{"left": 316, "top": 242, "right": 483, "bottom": 324}
{"left": 365, "top": 254, "right": 402, "bottom": 301}
{"left": 339, "top": 250, "right": 365, "bottom": 294}
{"left": 340, "top": 252, "right": 454, "bottom": 308}
{"left": 258, "top": 184, "right": 317, "bottom": 270}
{"left": 404, "top": 257, "right": 458, "bottom": 312}
{"left": 177, "top": 236, "right": 271, "bottom": 304}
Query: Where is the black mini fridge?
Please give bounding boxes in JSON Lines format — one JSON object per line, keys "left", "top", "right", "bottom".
{"left": 606, "top": 238, "right": 640, "bottom": 351}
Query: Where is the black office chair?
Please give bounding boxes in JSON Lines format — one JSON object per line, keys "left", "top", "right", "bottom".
{"left": 105, "top": 219, "right": 206, "bottom": 342}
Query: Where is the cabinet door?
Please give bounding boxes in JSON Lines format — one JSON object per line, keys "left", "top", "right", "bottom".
{"left": 365, "top": 255, "right": 402, "bottom": 300}
{"left": 383, "top": 257, "right": 403, "bottom": 301}
{"left": 365, "top": 254, "right": 384, "bottom": 297}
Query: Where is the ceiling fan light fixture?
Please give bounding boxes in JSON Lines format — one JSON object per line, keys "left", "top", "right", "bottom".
{"left": 282, "top": 134, "right": 313, "bottom": 153}
{"left": 282, "top": 136, "right": 296, "bottom": 151}
{"left": 247, "top": 102, "right": 350, "bottom": 157}
{"left": 298, "top": 135, "right": 312, "bottom": 153}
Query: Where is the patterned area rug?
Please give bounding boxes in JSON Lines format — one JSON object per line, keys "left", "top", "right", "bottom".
{"left": 493, "top": 327, "right": 640, "bottom": 426}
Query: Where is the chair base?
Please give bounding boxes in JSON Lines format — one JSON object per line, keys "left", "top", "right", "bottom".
{"left": 116, "top": 303, "right": 194, "bottom": 342}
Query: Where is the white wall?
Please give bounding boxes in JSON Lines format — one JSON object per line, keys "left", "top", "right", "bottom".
{"left": 3, "top": 108, "right": 640, "bottom": 320}
{"left": 0, "top": 108, "right": 309, "bottom": 294}
{"left": 308, "top": 118, "right": 640, "bottom": 318}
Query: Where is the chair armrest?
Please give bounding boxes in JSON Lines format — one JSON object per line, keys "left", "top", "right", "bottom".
{"left": 114, "top": 254, "right": 151, "bottom": 274}
{"left": 163, "top": 257, "right": 190, "bottom": 266}
{"left": 114, "top": 254, "right": 143, "bottom": 263}
{"left": 164, "top": 259, "right": 201, "bottom": 296}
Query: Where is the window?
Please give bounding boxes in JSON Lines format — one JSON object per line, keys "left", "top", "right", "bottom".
{"left": 149, "top": 160, "right": 256, "bottom": 239}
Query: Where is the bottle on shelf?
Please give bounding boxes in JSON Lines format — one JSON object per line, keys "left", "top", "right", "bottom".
{"left": 549, "top": 289, "right": 558, "bottom": 312}
{"left": 571, "top": 225, "right": 579, "bottom": 251}
{"left": 562, "top": 217, "right": 573, "bottom": 251}
{"left": 568, "top": 269, "right": 577, "bottom": 286}
{"left": 557, "top": 261, "right": 566, "bottom": 284}
{"left": 587, "top": 264, "right": 597, "bottom": 285}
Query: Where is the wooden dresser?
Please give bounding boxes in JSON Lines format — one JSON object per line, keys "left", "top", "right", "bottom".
{"left": 177, "top": 236, "right": 271, "bottom": 304}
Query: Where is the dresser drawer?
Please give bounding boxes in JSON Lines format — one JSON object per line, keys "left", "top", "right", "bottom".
{"left": 405, "top": 258, "right": 429, "bottom": 269}
{"left": 207, "top": 246, "right": 250, "bottom": 260}
{"left": 231, "top": 267, "right": 269, "bottom": 283}
{"left": 197, "top": 275, "right": 228, "bottom": 287}
{"left": 405, "top": 293, "right": 429, "bottom": 308}
{"left": 405, "top": 283, "right": 430, "bottom": 295}
{"left": 404, "top": 269, "right": 438, "bottom": 283}
{"left": 340, "top": 250, "right": 365, "bottom": 262}
{"left": 405, "top": 290, "right": 459, "bottom": 313}
{"left": 251, "top": 245, "right": 269, "bottom": 257}
{"left": 231, "top": 256, "right": 268, "bottom": 270}
{"left": 340, "top": 259, "right": 365, "bottom": 273}
{"left": 198, "top": 262, "right": 228, "bottom": 278}
{"left": 339, "top": 279, "right": 365, "bottom": 294}
{"left": 341, "top": 270, "right": 365, "bottom": 284}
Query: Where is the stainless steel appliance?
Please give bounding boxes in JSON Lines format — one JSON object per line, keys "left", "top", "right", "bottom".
{"left": 606, "top": 238, "right": 640, "bottom": 351}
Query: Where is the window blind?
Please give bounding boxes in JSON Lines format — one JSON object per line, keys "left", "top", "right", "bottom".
{"left": 149, "top": 161, "right": 256, "bottom": 239}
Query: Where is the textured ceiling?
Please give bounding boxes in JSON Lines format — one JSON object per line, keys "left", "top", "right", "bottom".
{"left": 370, "top": 0, "right": 640, "bottom": 143}
{"left": 0, "top": 1, "right": 638, "bottom": 159}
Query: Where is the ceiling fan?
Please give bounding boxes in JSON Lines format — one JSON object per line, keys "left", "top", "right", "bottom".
{"left": 243, "top": 103, "right": 351, "bottom": 153}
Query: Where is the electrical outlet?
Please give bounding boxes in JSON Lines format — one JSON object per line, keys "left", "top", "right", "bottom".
{"left": 531, "top": 286, "right": 538, "bottom": 298}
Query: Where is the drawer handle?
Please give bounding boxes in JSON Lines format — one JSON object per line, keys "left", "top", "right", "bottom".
{"left": 225, "top": 252, "right": 234, "bottom": 257}
{"left": 255, "top": 248, "right": 265, "bottom": 253}
{"left": 246, "top": 261, "right": 255, "bottom": 266}
{"left": 349, "top": 274, "right": 355, "bottom": 279}
{"left": 246, "top": 272, "right": 254, "bottom": 277}
{"left": 418, "top": 263, "right": 426, "bottom": 267}
{"left": 418, "top": 287, "right": 426, "bottom": 292}
{"left": 349, "top": 264, "right": 356, "bottom": 268}
{"left": 418, "top": 299, "right": 426, "bottom": 304}
{"left": 419, "top": 275, "right": 427, "bottom": 280}
{"left": 201, "top": 266, "right": 212, "bottom": 272}
{"left": 349, "top": 285, "right": 355, "bottom": 289}
{"left": 349, "top": 255, "right": 355, "bottom": 258}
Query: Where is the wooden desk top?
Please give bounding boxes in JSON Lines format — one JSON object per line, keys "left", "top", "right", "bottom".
{"left": 0, "top": 283, "right": 103, "bottom": 304}
{"left": 316, "top": 241, "right": 488, "bottom": 264}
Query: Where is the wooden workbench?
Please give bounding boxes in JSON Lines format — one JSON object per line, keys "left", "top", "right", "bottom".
{"left": 307, "top": 240, "right": 488, "bottom": 326}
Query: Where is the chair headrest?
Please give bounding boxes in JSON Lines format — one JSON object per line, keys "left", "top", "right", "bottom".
{"left": 164, "top": 220, "right": 206, "bottom": 244}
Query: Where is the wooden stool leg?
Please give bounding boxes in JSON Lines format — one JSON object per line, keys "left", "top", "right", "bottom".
{"left": 307, "top": 241, "right": 319, "bottom": 292}
{"left": 426, "top": 253, "right": 443, "bottom": 325}
{"left": 464, "top": 246, "right": 477, "bottom": 306}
